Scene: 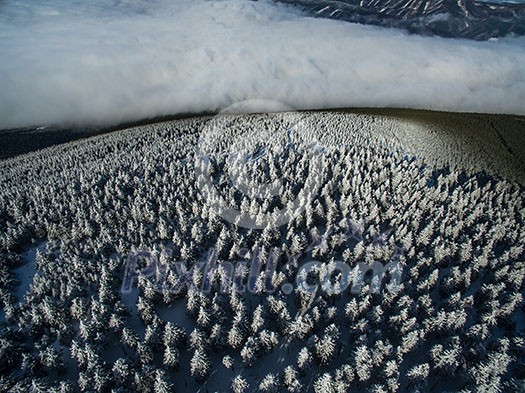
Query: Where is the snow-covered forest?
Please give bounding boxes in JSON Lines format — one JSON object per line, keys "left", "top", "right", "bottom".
{"left": 0, "top": 111, "right": 524, "bottom": 392}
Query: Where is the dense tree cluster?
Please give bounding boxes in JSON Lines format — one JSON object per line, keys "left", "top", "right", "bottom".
{"left": 0, "top": 113, "right": 523, "bottom": 391}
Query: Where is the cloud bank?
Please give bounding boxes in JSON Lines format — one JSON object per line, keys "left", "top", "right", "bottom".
{"left": 0, "top": 0, "right": 524, "bottom": 129}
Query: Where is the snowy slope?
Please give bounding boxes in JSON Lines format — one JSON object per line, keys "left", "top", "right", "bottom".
{"left": 279, "top": 0, "right": 525, "bottom": 40}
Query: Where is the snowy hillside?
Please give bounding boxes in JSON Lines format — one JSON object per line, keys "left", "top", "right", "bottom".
{"left": 0, "top": 111, "right": 523, "bottom": 391}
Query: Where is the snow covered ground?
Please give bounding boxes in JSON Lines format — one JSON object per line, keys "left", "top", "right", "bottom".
{"left": 0, "top": 0, "right": 524, "bottom": 129}
{"left": 1, "top": 111, "right": 524, "bottom": 391}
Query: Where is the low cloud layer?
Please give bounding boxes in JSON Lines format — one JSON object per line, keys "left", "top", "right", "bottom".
{"left": 0, "top": 0, "right": 524, "bottom": 129}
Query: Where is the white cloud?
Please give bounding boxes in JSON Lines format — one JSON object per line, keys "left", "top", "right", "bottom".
{"left": 0, "top": 0, "right": 524, "bottom": 129}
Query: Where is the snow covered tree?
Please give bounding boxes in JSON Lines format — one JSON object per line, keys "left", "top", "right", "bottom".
{"left": 190, "top": 348, "right": 210, "bottom": 382}
{"left": 112, "top": 358, "right": 130, "bottom": 385}
{"left": 314, "top": 373, "right": 335, "bottom": 393}
{"left": 222, "top": 355, "right": 233, "bottom": 370}
{"left": 297, "top": 347, "right": 312, "bottom": 374}
{"left": 231, "top": 375, "right": 249, "bottom": 393}
{"left": 406, "top": 363, "right": 430, "bottom": 385}
{"left": 149, "top": 369, "right": 170, "bottom": 393}
{"left": 354, "top": 345, "right": 372, "bottom": 382}
{"left": 258, "top": 373, "right": 279, "bottom": 393}
{"left": 283, "top": 365, "right": 302, "bottom": 392}
{"left": 163, "top": 345, "right": 180, "bottom": 370}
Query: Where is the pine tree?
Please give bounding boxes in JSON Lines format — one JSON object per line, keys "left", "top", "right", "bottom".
{"left": 314, "top": 373, "right": 335, "bottom": 393}
{"left": 190, "top": 348, "right": 210, "bottom": 382}
{"left": 283, "top": 366, "right": 302, "bottom": 393}
{"left": 38, "top": 346, "right": 63, "bottom": 372}
{"left": 355, "top": 345, "right": 372, "bottom": 382}
{"left": 315, "top": 334, "right": 336, "bottom": 366}
{"left": 222, "top": 355, "right": 234, "bottom": 370}
{"left": 406, "top": 363, "right": 430, "bottom": 384}
{"left": 297, "top": 347, "right": 312, "bottom": 374}
{"left": 189, "top": 328, "right": 207, "bottom": 350}
{"left": 153, "top": 369, "right": 173, "bottom": 393}
{"left": 259, "top": 330, "right": 279, "bottom": 353}
{"left": 240, "top": 338, "right": 257, "bottom": 367}
{"left": 258, "top": 373, "right": 279, "bottom": 393}
{"left": 121, "top": 327, "right": 139, "bottom": 350}
{"left": 163, "top": 322, "right": 186, "bottom": 348}
{"left": 163, "top": 345, "right": 179, "bottom": 370}
{"left": 231, "top": 375, "right": 249, "bottom": 393}
{"left": 228, "top": 325, "right": 244, "bottom": 349}
{"left": 112, "top": 358, "right": 130, "bottom": 385}
{"left": 251, "top": 305, "right": 265, "bottom": 334}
